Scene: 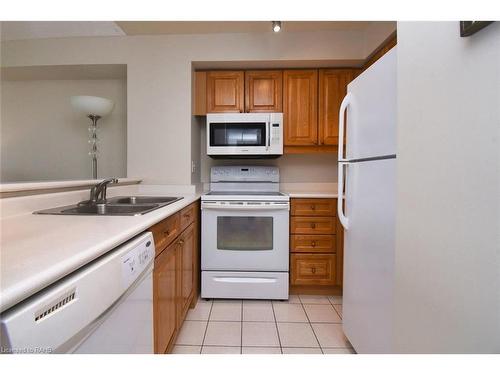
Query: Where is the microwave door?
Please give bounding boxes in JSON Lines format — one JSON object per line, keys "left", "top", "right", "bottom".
{"left": 210, "top": 123, "right": 266, "bottom": 147}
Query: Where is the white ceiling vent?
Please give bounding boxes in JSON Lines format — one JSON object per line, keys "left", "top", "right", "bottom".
{"left": 34, "top": 289, "right": 76, "bottom": 322}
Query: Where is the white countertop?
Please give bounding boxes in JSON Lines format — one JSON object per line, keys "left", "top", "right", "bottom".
{"left": 280, "top": 182, "right": 338, "bottom": 198}
{"left": 0, "top": 184, "right": 201, "bottom": 312}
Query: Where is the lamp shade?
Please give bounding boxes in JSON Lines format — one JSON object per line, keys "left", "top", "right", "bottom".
{"left": 70, "top": 95, "right": 115, "bottom": 117}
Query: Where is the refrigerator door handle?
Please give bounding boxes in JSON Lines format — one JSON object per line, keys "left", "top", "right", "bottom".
{"left": 338, "top": 92, "right": 352, "bottom": 162}
{"left": 338, "top": 161, "right": 349, "bottom": 230}
{"left": 338, "top": 92, "right": 352, "bottom": 230}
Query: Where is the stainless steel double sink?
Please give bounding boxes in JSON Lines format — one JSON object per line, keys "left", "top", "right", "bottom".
{"left": 34, "top": 196, "right": 183, "bottom": 216}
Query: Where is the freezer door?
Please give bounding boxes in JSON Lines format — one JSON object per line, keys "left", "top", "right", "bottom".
{"left": 345, "top": 47, "right": 397, "bottom": 160}
{"left": 342, "top": 158, "right": 396, "bottom": 353}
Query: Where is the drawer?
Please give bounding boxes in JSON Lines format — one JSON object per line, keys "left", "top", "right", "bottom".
{"left": 291, "top": 198, "right": 336, "bottom": 217}
{"left": 291, "top": 254, "right": 336, "bottom": 286}
{"left": 290, "top": 234, "right": 336, "bottom": 253}
{"left": 179, "top": 203, "right": 197, "bottom": 232}
{"left": 150, "top": 213, "right": 180, "bottom": 256}
{"left": 290, "top": 216, "right": 336, "bottom": 235}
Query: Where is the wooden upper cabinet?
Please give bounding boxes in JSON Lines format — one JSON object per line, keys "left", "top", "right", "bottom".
{"left": 318, "top": 69, "right": 357, "bottom": 145}
{"left": 283, "top": 70, "right": 318, "bottom": 146}
{"left": 245, "top": 70, "right": 282, "bottom": 112}
{"left": 206, "top": 71, "right": 244, "bottom": 113}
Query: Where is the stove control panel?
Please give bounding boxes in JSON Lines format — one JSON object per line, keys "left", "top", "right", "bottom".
{"left": 210, "top": 166, "right": 280, "bottom": 183}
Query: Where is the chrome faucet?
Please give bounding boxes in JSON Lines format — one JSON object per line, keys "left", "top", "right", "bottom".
{"left": 88, "top": 178, "right": 119, "bottom": 204}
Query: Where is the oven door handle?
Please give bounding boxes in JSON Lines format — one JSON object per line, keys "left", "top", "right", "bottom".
{"left": 201, "top": 202, "right": 289, "bottom": 211}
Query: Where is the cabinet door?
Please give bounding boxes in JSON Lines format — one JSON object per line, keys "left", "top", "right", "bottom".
{"left": 176, "top": 223, "right": 195, "bottom": 327}
{"left": 283, "top": 70, "right": 318, "bottom": 146}
{"left": 245, "top": 70, "right": 282, "bottom": 112}
{"left": 153, "top": 241, "right": 177, "bottom": 354}
{"left": 318, "top": 69, "right": 357, "bottom": 145}
{"left": 206, "top": 71, "right": 244, "bottom": 113}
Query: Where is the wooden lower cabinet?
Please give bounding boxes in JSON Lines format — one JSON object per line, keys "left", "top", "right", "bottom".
{"left": 291, "top": 254, "right": 336, "bottom": 285}
{"left": 290, "top": 198, "right": 343, "bottom": 294}
{"left": 151, "top": 200, "right": 200, "bottom": 354}
{"left": 176, "top": 223, "right": 195, "bottom": 327}
{"left": 154, "top": 240, "right": 178, "bottom": 354}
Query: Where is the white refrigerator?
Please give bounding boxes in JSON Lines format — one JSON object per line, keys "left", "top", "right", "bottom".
{"left": 337, "top": 47, "right": 397, "bottom": 353}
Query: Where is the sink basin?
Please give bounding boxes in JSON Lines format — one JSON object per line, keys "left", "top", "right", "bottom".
{"left": 61, "top": 204, "right": 159, "bottom": 216}
{"left": 107, "top": 196, "right": 182, "bottom": 205}
{"left": 33, "top": 196, "right": 183, "bottom": 216}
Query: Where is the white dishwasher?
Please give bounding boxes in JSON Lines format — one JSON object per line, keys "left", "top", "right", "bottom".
{"left": 0, "top": 232, "right": 155, "bottom": 354}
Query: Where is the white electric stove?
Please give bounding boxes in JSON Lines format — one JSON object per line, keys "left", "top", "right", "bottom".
{"left": 201, "top": 166, "right": 290, "bottom": 300}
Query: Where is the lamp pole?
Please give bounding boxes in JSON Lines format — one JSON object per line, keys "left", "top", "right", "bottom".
{"left": 88, "top": 114, "right": 101, "bottom": 179}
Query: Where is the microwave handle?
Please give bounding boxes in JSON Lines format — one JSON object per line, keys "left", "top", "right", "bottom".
{"left": 267, "top": 121, "right": 271, "bottom": 150}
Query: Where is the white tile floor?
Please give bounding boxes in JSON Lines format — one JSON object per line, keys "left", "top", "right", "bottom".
{"left": 172, "top": 295, "right": 355, "bottom": 354}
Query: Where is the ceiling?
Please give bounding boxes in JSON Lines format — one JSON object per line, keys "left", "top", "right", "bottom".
{"left": 1, "top": 21, "right": 125, "bottom": 41}
{"left": 1, "top": 21, "right": 378, "bottom": 41}
{"left": 116, "top": 21, "right": 374, "bottom": 35}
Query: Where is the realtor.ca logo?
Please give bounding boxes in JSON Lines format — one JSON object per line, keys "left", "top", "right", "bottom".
{"left": 0, "top": 346, "right": 53, "bottom": 354}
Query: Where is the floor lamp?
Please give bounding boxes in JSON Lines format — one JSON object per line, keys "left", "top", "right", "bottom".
{"left": 70, "top": 96, "right": 115, "bottom": 179}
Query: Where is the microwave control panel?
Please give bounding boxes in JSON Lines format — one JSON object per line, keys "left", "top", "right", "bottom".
{"left": 271, "top": 123, "right": 281, "bottom": 144}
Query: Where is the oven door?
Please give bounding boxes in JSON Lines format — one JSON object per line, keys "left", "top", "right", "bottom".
{"left": 201, "top": 201, "right": 289, "bottom": 272}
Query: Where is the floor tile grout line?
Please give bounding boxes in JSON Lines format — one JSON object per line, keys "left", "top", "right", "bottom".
{"left": 200, "top": 299, "right": 214, "bottom": 353}
{"left": 327, "top": 295, "right": 343, "bottom": 321}
{"left": 270, "top": 300, "right": 283, "bottom": 354}
{"left": 300, "top": 297, "right": 324, "bottom": 353}
{"left": 240, "top": 300, "right": 243, "bottom": 354}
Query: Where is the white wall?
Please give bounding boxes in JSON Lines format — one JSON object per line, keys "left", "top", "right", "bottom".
{"left": 394, "top": 21, "right": 500, "bottom": 353}
{"left": 0, "top": 79, "right": 127, "bottom": 181}
{"left": 1, "top": 25, "right": 394, "bottom": 185}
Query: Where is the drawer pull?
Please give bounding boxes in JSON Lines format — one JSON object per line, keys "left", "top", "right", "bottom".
{"left": 164, "top": 230, "right": 170, "bottom": 236}
{"left": 311, "top": 241, "right": 316, "bottom": 247}
{"left": 310, "top": 223, "right": 316, "bottom": 229}
{"left": 310, "top": 205, "right": 316, "bottom": 210}
{"left": 178, "top": 239, "right": 184, "bottom": 245}
{"left": 311, "top": 267, "right": 316, "bottom": 274}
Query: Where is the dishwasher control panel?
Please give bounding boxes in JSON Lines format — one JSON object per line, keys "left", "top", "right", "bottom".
{"left": 121, "top": 236, "right": 154, "bottom": 288}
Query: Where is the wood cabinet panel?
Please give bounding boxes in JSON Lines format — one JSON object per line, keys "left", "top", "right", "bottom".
{"left": 291, "top": 234, "right": 336, "bottom": 253}
{"left": 176, "top": 223, "right": 195, "bottom": 326}
{"left": 319, "top": 69, "right": 358, "bottom": 145}
{"left": 150, "top": 213, "right": 180, "bottom": 256}
{"left": 206, "top": 71, "right": 244, "bottom": 113}
{"left": 283, "top": 70, "right": 318, "bottom": 146}
{"left": 179, "top": 203, "right": 196, "bottom": 232}
{"left": 154, "top": 241, "right": 177, "bottom": 354}
{"left": 245, "top": 70, "right": 282, "bottom": 112}
{"left": 291, "top": 254, "right": 336, "bottom": 286}
{"left": 291, "top": 216, "right": 336, "bottom": 235}
{"left": 291, "top": 198, "right": 336, "bottom": 217}
{"left": 193, "top": 71, "right": 207, "bottom": 115}
{"left": 151, "top": 200, "right": 200, "bottom": 354}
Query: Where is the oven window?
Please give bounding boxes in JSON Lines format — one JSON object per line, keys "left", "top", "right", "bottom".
{"left": 217, "top": 216, "right": 273, "bottom": 250}
{"left": 209, "top": 123, "right": 266, "bottom": 147}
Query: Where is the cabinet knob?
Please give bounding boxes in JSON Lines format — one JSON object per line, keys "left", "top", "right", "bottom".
{"left": 164, "top": 230, "right": 170, "bottom": 236}
{"left": 179, "top": 239, "right": 185, "bottom": 245}
{"left": 311, "top": 241, "right": 316, "bottom": 247}
{"left": 310, "top": 205, "right": 316, "bottom": 210}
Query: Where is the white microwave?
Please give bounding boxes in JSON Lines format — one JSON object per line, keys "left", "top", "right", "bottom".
{"left": 206, "top": 113, "right": 283, "bottom": 158}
